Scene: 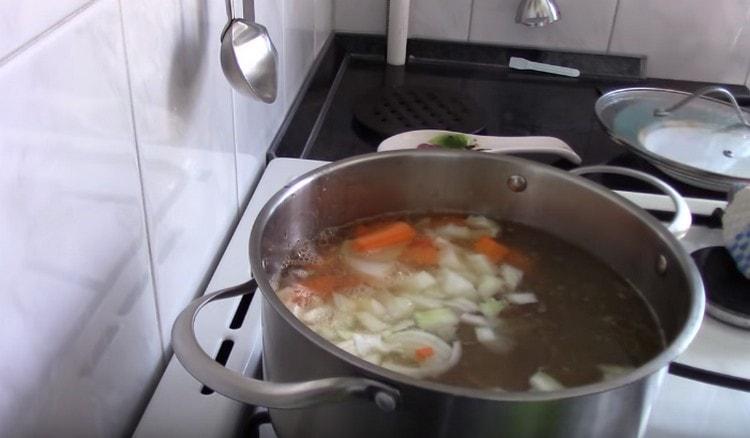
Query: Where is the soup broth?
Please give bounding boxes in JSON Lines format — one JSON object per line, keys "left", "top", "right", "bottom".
{"left": 275, "top": 214, "right": 663, "bottom": 391}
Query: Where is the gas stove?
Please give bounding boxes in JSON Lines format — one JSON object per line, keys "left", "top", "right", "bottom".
{"left": 134, "top": 157, "right": 750, "bottom": 438}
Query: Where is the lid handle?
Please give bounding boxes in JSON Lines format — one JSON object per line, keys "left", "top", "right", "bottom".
{"left": 654, "top": 86, "right": 750, "bottom": 127}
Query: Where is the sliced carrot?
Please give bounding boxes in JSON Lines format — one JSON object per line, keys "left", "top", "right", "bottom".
{"left": 353, "top": 221, "right": 417, "bottom": 253}
{"left": 506, "top": 249, "right": 533, "bottom": 272}
{"left": 473, "top": 236, "right": 511, "bottom": 264}
{"left": 399, "top": 236, "right": 439, "bottom": 267}
{"left": 300, "top": 274, "right": 361, "bottom": 298}
{"left": 354, "top": 220, "right": 395, "bottom": 238}
{"left": 415, "top": 347, "right": 435, "bottom": 362}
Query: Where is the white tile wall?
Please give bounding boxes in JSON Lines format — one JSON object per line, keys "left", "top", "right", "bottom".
{"left": 334, "top": 0, "right": 387, "bottom": 34}
{"left": 0, "top": 0, "right": 90, "bottom": 60}
{"left": 0, "top": 0, "right": 331, "bottom": 436}
{"left": 470, "top": 0, "right": 618, "bottom": 51}
{"left": 609, "top": 0, "right": 750, "bottom": 84}
{"left": 284, "top": 0, "right": 316, "bottom": 107}
{"left": 0, "top": 0, "right": 161, "bottom": 435}
{"left": 410, "top": 0, "right": 472, "bottom": 41}
{"left": 120, "top": 0, "right": 239, "bottom": 347}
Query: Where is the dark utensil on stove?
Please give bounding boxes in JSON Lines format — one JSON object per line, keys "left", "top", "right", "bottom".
{"left": 353, "top": 86, "right": 486, "bottom": 137}
{"left": 172, "top": 151, "right": 704, "bottom": 438}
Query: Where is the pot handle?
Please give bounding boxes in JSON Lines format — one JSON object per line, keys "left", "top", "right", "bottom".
{"left": 653, "top": 85, "right": 750, "bottom": 127}
{"left": 172, "top": 279, "right": 400, "bottom": 411}
{"left": 570, "top": 165, "right": 691, "bottom": 239}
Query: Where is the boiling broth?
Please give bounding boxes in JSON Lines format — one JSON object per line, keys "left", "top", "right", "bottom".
{"left": 275, "top": 214, "right": 664, "bottom": 391}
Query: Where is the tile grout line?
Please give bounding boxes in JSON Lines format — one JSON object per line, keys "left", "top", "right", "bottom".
{"left": 0, "top": 0, "right": 99, "bottom": 69}
{"left": 116, "top": 0, "right": 167, "bottom": 363}
{"left": 606, "top": 0, "right": 621, "bottom": 53}
{"left": 467, "top": 0, "right": 475, "bottom": 42}
{"left": 231, "top": 90, "right": 241, "bottom": 213}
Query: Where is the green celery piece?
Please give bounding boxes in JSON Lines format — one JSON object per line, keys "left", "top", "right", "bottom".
{"left": 428, "top": 133, "right": 471, "bottom": 149}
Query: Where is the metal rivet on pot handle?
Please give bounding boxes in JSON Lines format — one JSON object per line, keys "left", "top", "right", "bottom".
{"left": 570, "top": 165, "right": 691, "bottom": 239}
{"left": 172, "top": 279, "right": 400, "bottom": 411}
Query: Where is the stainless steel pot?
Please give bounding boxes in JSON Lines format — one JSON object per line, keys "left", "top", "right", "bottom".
{"left": 173, "top": 151, "right": 704, "bottom": 438}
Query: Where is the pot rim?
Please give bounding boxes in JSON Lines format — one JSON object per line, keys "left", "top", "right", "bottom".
{"left": 249, "top": 150, "right": 705, "bottom": 402}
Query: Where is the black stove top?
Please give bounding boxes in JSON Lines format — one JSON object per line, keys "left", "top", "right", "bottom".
{"left": 269, "top": 34, "right": 749, "bottom": 201}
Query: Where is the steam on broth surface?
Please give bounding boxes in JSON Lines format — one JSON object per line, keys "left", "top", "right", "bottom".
{"left": 275, "top": 214, "right": 663, "bottom": 391}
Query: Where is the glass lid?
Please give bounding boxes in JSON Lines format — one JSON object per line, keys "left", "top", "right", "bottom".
{"left": 596, "top": 86, "right": 750, "bottom": 191}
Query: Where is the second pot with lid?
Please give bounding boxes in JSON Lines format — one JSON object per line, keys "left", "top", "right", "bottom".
{"left": 596, "top": 86, "right": 750, "bottom": 192}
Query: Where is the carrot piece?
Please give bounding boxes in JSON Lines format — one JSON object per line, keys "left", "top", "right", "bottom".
{"left": 473, "top": 236, "right": 511, "bottom": 264}
{"left": 353, "top": 221, "right": 417, "bottom": 253}
{"left": 506, "top": 249, "right": 533, "bottom": 272}
{"left": 354, "top": 221, "right": 394, "bottom": 238}
{"left": 399, "top": 236, "right": 439, "bottom": 267}
{"left": 300, "top": 274, "right": 360, "bottom": 298}
{"left": 415, "top": 347, "right": 435, "bottom": 362}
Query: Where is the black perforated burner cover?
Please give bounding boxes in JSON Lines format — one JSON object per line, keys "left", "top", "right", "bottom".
{"left": 353, "top": 86, "right": 486, "bottom": 138}
{"left": 691, "top": 246, "right": 750, "bottom": 329}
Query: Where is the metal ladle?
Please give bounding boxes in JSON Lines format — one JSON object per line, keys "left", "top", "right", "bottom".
{"left": 220, "top": 0, "right": 278, "bottom": 103}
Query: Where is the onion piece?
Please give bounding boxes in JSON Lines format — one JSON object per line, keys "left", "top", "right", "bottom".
{"left": 345, "top": 255, "right": 394, "bottom": 279}
{"left": 414, "top": 308, "right": 459, "bottom": 333}
{"left": 352, "top": 333, "right": 390, "bottom": 356}
{"left": 465, "top": 253, "right": 495, "bottom": 276}
{"left": 460, "top": 313, "right": 491, "bottom": 327}
{"left": 332, "top": 293, "right": 355, "bottom": 312}
{"left": 382, "top": 331, "right": 461, "bottom": 379}
{"left": 499, "top": 264, "right": 523, "bottom": 290}
{"left": 505, "top": 292, "right": 538, "bottom": 305}
{"left": 404, "top": 294, "right": 443, "bottom": 310}
{"left": 477, "top": 275, "right": 507, "bottom": 298}
{"left": 400, "top": 271, "right": 438, "bottom": 291}
{"left": 301, "top": 305, "right": 333, "bottom": 324}
{"left": 598, "top": 364, "right": 634, "bottom": 381}
{"left": 475, "top": 326, "right": 513, "bottom": 353}
{"left": 529, "top": 370, "right": 565, "bottom": 391}
{"left": 466, "top": 215, "right": 500, "bottom": 237}
{"left": 445, "top": 297, "right": 480, "bottom": 314}
{"left": 382, "top": 294, "right": 415, "bottom": 320}
{"left": 356, "top": 311, "right": 389, "bottom": 332}
{"left": 434, "top": 224, "right": 474, "bottom": 240}
{"left": 439, "top": 269, "right": 477, "bottom": 298}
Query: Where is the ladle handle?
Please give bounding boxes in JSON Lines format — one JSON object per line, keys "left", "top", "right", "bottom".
{"left": 225, "top": 0, "right": 234, "bottom": 20}
{"left": 172, "top": 279, "right": 400, "bottom": 411}
{"left": 653, "top": 86, "right": 750, "bottom": 127}
{"left": 570, "top": 165, "right": 692, "bottom": 239}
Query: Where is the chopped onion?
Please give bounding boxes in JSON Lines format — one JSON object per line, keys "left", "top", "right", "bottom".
{"left": 400, "top": 271, "right": 438, "bottom": 291}
{"left": 345, "top": 255, "right": 394, "bottom": 279}
{"left": 356, "top": 311, "right": 389, "bottom": 332}
{"left": 301, "top": 305, "right": 333, "bottom": 324}
{"left": 466, "top": 215, "right": 500, "bottom": 237}
{"left": 332, "top": 293, "right": 355, "bottom": 312}
{"left": 382, "top": 294, "right": 415, "bottom": 320}
{"left": 367, "top": 297, "right": 389, "bottom": 318}
{"left": 506, "top": 292, "right": 538, "bottom": 305}
{"left": 414, "top": 308, "right": 459, "bottom": 333}
{"left": 445, "top": 297, "right": 479, "bottom": 314}
{"left": 405, "top": 293, "right": 443, "bottom": 310}
{"left": 352, "top": 333, "right": 390, "bottom": 356}
{"left": 434, "top": 224, "right": 474, "bottom": 240}
{"left": 475, "top": 326, "right": 513, "bottom": 353}
{"left": 439, "top": 269, "right": 477, "bottom": 298}
{"left": 460, "top": 313, "right": 491, "bottom": 327}
{"left": 465, "top": 253, "right": 495, "bottom": 276}
{"left": 479, "top": 298, "right": 507, "bottom": 318}
{"left": 382, "top": 330, "right": 461, "bottom": 379}
{"left": 383, "top": 319, "right": 416, "bottom": 335}
{"left": 477, "top": 275, "right": 507, "bottom": 298}
{"left": 529, "top": 370, "right": 565, "bottom": 391}
{"left": 437, "top": 243, "right": 467, "bottom": 272}
{"left": 499, "top": 264, "right": 523, "bottom": 290}
{"left": 598, "top": 364, "right": 634, "bottom": 381}
{"left": 336, "top": 339, "right": 357, "bottom": 355}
